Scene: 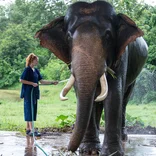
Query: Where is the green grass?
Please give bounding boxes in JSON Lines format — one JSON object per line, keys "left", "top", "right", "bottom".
{"left": 0, "top": 83, "right": 76, "bottom": 132}
{"left": 126, "top": 103, "right": 156, "bottom": 127}
{"left": 0, "top": 83, "right": 156, "bottom": 132}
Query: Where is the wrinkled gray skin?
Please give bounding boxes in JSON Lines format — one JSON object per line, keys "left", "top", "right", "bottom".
{"left": 35, "top": 1, "right": 148, "bottom": 155}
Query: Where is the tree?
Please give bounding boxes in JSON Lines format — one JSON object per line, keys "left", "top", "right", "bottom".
{"left": 0, "top": 0, "right": 69, "bottom": 88}
{"left": 0, "top": 23, "right": 34, "bottom": 87}
{"left": 0, "top": 0, "right": 155, "bottom": 91}
{"left": 142, "top": 6, "right": 156, "bottom": 71}
{"left": 40, "top": 58, "right": 70, "bottom": 80}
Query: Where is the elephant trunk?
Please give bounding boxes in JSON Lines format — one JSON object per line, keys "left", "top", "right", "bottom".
{"left": 68, "top": 66, "right": 97, "bottom": 152}
{"left": 68, "top": 23, "right": 106, "bottom": 152}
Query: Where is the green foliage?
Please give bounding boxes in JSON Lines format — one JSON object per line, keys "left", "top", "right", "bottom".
{"left": 0, "top": 0, "right": 155, "bottom": 104}
{"left": 126, "top": 113, "right": 145, "bottom": 127}
{"left": 0, "top": 85, "right": 77, "bottom": 131}
{"left": 100, "top": 111, "right": 105, "bottom": 125}
{"left": 0, "top": 119, "right": 23, "bottom": 131}
{"left": 0, "top": 60, "right": 20, "bottom": 87}
{"left": 0, "top": 6, "right": 8, "bottom": 31}
{"left": 101, "top": 110, "right": 145, "bottom": 128}
{"left": 40, "top": 58, "right": 70, "bottom": 81}
{"left": 140, "top": 6, "right": 156, "bottom": 69}
{"left": 0, "top": 23, "right": 34, "bottom": 88}
{"left": 0, "top": 0, "right": 68, "bottom": 88}
{"left": 33, "top": 47, "right": 51, "bottom": 69}
{"left": 55, "top": 114, "right": 76, "bottom": 127}
{"left": 0, "top": 88, "right": 156, "bottom": 131}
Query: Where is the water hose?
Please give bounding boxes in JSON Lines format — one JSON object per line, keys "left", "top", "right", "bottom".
{"left": 31, "top": 87, "right": 48, "bottom": 156}
{"left": 30, "top": 79, "right": 70, "bottom": 155}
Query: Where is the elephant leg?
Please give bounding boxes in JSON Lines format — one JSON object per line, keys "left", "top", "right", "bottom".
{"left": 79, "top": 102, "right": 103, "bottom": 155}
{"left": 101, "top": 79, "right": 124, "bottom": 156}
{"left": 122, "top": 81, "right": 136, "bottom": 141}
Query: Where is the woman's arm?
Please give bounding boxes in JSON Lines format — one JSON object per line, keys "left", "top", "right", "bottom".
{"left": 39, "top": 80, "right": 58, "bottom": 85}
{"left": 20, "top": 79, "right": 38, "bottom": 87}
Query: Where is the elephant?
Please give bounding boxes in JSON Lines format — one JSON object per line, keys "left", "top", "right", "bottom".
{"left": 35, "top": 1, "right": 148, "bottom": 155}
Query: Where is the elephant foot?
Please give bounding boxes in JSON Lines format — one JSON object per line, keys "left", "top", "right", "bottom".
{"left": 79, "top": 142, "right": 101, "bottom": 155}
{"left": 122, "top": 127, "right": 128, "bottom": 141}
{"left": 101, "top": 143, "right": 124, "bottom": 156}
{"left": 100, "top": 151, "right": 124, "bottom": 156}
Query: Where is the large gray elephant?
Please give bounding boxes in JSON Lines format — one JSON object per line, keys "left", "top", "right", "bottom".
{"left": 35, "top": 1, "right": 148, "bottom": 155}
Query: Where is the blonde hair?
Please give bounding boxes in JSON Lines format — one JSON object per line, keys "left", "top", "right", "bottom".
{"left": 26, "top": 53, "right": 38, "bottom": 67}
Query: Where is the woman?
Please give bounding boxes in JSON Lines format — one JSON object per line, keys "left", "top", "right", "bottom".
{"left": 20, "top": 53, "right": 58, "bottom": 136}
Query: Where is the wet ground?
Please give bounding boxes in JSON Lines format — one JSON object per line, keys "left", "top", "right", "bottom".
{"left": 0, "top": 131, "right": 156, "bottom": 156}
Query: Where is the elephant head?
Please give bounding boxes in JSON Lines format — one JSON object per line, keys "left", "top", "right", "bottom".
{"left": 35, "top": 1, "right": 143, "bottom": 152}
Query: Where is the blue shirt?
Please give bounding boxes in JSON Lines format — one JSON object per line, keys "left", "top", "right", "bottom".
{"left": 20, "top": 66, "right": 42, "bottom": 99}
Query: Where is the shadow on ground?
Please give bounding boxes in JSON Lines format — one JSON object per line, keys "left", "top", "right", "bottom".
{"left": 0, "top": 131, "right": 156, "bottom": 156}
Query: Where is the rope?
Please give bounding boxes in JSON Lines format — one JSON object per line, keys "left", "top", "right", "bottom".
{"left": 31, "top": 87, "right": 48, "bottom": 156}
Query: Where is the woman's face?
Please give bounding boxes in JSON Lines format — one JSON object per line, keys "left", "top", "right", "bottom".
{"left": 32, "top": 57, "right": 39, "bottom": 66}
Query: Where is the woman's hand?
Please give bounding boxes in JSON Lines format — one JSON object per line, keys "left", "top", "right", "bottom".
{"left": 32, "top": 83, "right": 38, "bottom": 87}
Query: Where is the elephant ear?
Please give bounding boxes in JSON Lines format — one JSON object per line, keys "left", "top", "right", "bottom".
{"left": 35, "top": 16, "right": 71, "bottom": 64}
{"left": 116, "top": 13, "right": 144, "bottom": 59}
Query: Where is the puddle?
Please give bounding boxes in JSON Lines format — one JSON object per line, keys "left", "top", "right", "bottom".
{"left": 123, "top": 135, "right": 156, "bottom": 156}
{"left": 0, "top": 131, "right": 156, "bottom": 155}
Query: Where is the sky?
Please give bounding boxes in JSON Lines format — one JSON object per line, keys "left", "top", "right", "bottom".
{"left": 0, "top": 0, "right": 156, "bottom": 6}
{"left": 0, "top": 0, "right": 14, "bottom": 5}
{"left": 142, "top": 0, "right": 156, "bottom": 6}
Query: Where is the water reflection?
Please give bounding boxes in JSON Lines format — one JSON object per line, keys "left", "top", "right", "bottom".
{"left": 24, "top": 136, "right": 37, "bottom": 156}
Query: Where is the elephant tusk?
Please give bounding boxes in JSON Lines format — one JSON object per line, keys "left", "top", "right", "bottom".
{"left": 60, "top": 74, "right": 75, "bottom": 101}
{"left": 95, "top": 73, "right": 108, "bottom": 102}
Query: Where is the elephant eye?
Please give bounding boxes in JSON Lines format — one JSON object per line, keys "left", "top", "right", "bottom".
{"left": 103, "top": 30, "right": 113, "bottom": 46}
{"left": 104, "top": 30, "right": 112, "bottom": 40}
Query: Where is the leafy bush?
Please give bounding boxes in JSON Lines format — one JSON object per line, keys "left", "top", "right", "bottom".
{"left": 55, "top": 114, "right": 76, "bottom": 127}
{"left": 126, "top": 113, "right": 144, "bottom": 127}
{"left": 100, "top": 112, "right": 145, "bottom": 128}
{"left": 40, "top": 58, "right": 70, "bottom": 81}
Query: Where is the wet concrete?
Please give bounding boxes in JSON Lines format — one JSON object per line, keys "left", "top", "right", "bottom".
{"left": 0, "top": 131, "right": 156, "bottom": 156}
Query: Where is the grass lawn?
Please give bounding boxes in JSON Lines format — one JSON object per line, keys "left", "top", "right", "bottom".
{"left": 0, "top": 84, "right": 76, "bottom": 132}
{"left": 126, "top": 103, "right": 156, "bottom": 127}
{"left": 0, "top": 83, "right": 156, "bottom": 132}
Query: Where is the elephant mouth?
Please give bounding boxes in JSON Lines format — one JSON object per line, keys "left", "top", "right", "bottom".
{"left": 60, "top": 73, "right": 108, "bottom": 102}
